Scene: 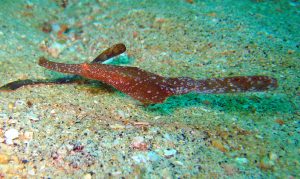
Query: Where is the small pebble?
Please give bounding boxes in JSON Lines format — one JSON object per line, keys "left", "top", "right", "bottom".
{"left": 4, "top": 128, "right": 19, "bottom": 145}
{"left": 21, "top": 159, "right": 29, "bottom": 164}
{"left": 287, "top": 49, "right": 295, "bottom": 54}
{"left": 8, "top": 103, "right": 14, "bottom": 110}
{"left": 259, "top": 156, "right": 275, "bottom": 170}
{"left": 28, "top": 169, "right": 35, "bottom": 175}
{"left": 110, "top": 124, "right": 125, "bottom": 130}
{"left": 163, "top": 133, "right": 172, "bottom": 141}
{"left": 164, "top": 149, "right": 177, "bottom": 158}
{"left": 15, "top": 99, "right": 25, "bottom": 106}
{"left": 147, "top": 151, "right": 160, "bottom": 161}
{"left": 235, "top": 157, "right": 248, "bottom": 165}
{"left": 51, "top": 23, "right": 61, "bottom": 32}
{"left": 255, "top": 134, "right": 264, "bottom": 139}
{"left": 173, "top": 160, "right": 184, "bottom": 166}
{"left": 112, "top": 171, "right": 122, "bottom": 176}
{"left": 27, "top": 112, "right": 39, "bottom": 121}
{"left": 132, "top": 154, "right": 147, "bottom": 164}
{"left": 24, "top": 131, "right": 34, "bottom": 141}
{"left": 131, "top": 136, "right": 148, "bottom": 151}
{"left": 154, "top": 116, "right": 161, "bottom": 120}
{"left": 0, "top": 153, "right": 10, "bottom": 164}
{"left": 211, "top": 140, "right": 228, "bottom": 152}
{"left": 269, "top": 152, "right": 278, "bottom": 161}
{"left": 0, "top": 113, "right": 8, "bottom": 120}
{"left": 117, "top": 110, "right": 128, "bottom": 119}
{"left": 50, "top": 109, "right": 56, "bottom": 114}
{"left": 83, "top": 173, "right": 92, "bottom": 179}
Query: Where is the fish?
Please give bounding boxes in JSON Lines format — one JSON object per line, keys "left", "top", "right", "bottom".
{"left": 0, "top": 43, "right": 278, "bottom": 105}
{"left": 38, "top": 57, "right": 277, "bottom": 105}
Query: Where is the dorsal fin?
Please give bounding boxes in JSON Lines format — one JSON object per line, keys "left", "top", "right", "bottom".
{"left": 91, "top": 43, "right": 126, "bottom": 63}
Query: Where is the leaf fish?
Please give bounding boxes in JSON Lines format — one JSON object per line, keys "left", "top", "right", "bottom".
{"left": 38, "top": 58, "right": 277, "bottom": 105}
{"left": 1, "top": 43, "right": 278, "bottom": 105}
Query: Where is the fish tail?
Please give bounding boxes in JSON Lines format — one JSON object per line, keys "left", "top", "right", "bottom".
{"left": 196, "top": 76, "right": 278, "bottom": 93}
{"left": 167, "top": 76, "right": 277, "bottom": 95}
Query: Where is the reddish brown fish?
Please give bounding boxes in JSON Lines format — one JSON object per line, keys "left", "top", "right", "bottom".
{"left": 38, "top": 57, "right": 277, "bottom": 104}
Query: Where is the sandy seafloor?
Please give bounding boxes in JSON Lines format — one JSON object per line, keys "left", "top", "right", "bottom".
{"left": 0, "top": 0, "right": 299, "bottom": 178}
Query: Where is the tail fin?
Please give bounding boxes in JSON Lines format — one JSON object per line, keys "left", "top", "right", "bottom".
{"left": 167, "top": 76, "right": 277, "bottom": 95}
{"left": 198, "top": 76, "right": 278, "bottom": 93}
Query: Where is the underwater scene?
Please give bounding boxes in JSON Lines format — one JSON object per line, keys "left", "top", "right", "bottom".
{"left": 0, "top": 0, "right": 299, "bottom": 178}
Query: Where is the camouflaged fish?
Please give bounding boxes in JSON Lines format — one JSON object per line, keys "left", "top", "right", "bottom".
{"left": 1, "top": 43, "right": 278, "bottom": 105}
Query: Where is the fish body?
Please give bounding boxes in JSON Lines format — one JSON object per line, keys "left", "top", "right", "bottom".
{"left": 1, "top": 43, "right": 277, "bottom": 104}
{"left": 38, "top": 57, "right": 277, "bottom": 104}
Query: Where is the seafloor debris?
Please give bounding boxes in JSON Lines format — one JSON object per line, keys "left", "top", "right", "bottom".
{"left": 0, "top": 44, "right": 277, "bottom": 105}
